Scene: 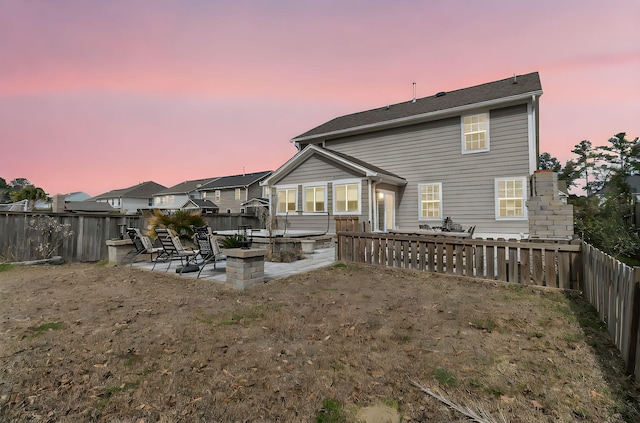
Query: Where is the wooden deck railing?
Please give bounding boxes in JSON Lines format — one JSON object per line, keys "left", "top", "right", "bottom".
{"left": 336, "top": 231, "right": 640, "bottom": 382}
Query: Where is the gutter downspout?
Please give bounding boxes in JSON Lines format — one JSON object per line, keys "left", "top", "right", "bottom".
{"left": 370, "top": 180, "right": 380, "bottom": 231}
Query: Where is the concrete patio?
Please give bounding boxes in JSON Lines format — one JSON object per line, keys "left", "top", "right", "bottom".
{"left": 130, "top": 246, "right": 336, "bottom": 284}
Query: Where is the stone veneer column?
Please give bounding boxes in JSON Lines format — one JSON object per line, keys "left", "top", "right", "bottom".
{"left": 527, "top": 170, "right": 574, "bottom": 239}
{"left": 223, "top": 248, "right": 267, "bottom": 290}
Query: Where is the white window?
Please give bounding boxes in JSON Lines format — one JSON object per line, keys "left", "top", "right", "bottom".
{"left": 462, "top": 112, "right": 489, "bottom": 153}
{"left": 333, "top": 180, "right": 360, "bottom": 214}
{"left": 214, "top": 190, "right": 221, "bottom": 202}
{"left": 235, "top": 188, "right": 241, "bottom": 200}
{"left": 304, "top": 186, "right": 326, "bottom": 213}
{"left": 276, "top": 187, "right": 297, "bottom": 214}
{"left": 495, "top": 177, "right": 527, "bottom": 219}
{"left": 418, "top": 183, "right": 442, "bottom": 220}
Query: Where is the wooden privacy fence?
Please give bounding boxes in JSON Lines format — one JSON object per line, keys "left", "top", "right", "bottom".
{"left": 337, "top": 232, "right": 582, "bottom": 289}
{"left": 0, "top": 212, "right": 144, "bottom": 262}
{"left": 582, "top": 243, "right": 640, "bottom": 381}
{"left": 0, "top": 212, "right": 263, "bottom": 263}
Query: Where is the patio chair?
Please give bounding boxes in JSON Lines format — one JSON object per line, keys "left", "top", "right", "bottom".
{"left": 193, "top": 226, "right": 224, "bottom": 278}
{"left": 123, "top": 228, "right": 164, "bottom": 266}
{"left": 152, "top": 227, "right": 200, "bottom": 274}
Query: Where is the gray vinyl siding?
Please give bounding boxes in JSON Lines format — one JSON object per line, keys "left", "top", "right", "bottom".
{"left": 277, "top": 155, "right": 361, "bottom": 185}
{"left": 323, "top": 104, "right": 532, "bottom": 236}
{"left": 271, "top": 176, "right": 370, "bottom": 233}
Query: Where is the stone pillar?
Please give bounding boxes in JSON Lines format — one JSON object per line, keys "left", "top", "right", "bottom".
{"left": 527, "top": 170, "right": 574, "bottom": 240}
{"left": 106, "top": 239, "right": 133, "bottom": 264}
{"left": 223, "top": 248, "right": 267, "bottom": 290}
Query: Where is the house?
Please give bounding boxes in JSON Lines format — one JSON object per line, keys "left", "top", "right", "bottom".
{"left": 153, "top": 178, "right": 218, "bottom": 212}
{"left": 181, "top": 198, "right": 219, "bottom": 214}
{"left": 262, "top": 72, "right": 543, "bottom": 239}
{"left": 92, "top": 181, "right": 167, "bottom": 214}
{"left": 197, "top": 171, "right": 272, "bottom": 214}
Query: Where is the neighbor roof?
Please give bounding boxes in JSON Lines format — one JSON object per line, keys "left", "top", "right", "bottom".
{"left": 92, "top": 181, "right": 167, "bottom": 200}
{"left": 292, "top": 72, "right": 542, "bottom": 143}
{"left": 156, "top": 178, "right": 218, "bottom": 195}
{"left": 64, "top": 201, "right": 116, "bottom": 212}
{"left": 199, "top": 171, "right": 272, "bottom": 190}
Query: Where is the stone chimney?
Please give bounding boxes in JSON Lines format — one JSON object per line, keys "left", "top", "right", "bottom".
{"left": 52, "top": 194, "right": 66, "bottom": 213}
{"left": 527, "top": 170, "right": 574, "bottom": 239}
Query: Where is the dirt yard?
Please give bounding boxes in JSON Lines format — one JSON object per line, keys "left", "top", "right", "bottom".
{"left": 1, "top": 262, "right": 638, "bottom": 422}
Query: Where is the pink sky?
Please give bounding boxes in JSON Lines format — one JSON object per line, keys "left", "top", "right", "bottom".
{"left": 1, "top": 0, "right": 639, "bottom": 197}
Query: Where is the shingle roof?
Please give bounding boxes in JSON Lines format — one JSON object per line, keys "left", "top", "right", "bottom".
{"left": 65, "top": 201, "right": 116, "bottom": 212}
{"left": 92, "top": 181, "right": 167, "bottom": 200}
{"left": 157, "top": 178, "right": 218, "bottom": 195}
{"left": 199, "top": 171, "right": 272, "bottom": 190}
{"left": 293, "top": 72, "right": 542, "bottom": 142}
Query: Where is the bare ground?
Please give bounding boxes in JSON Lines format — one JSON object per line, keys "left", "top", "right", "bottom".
{"left": 0, "top": 262, "right": 639, "bottom": 422}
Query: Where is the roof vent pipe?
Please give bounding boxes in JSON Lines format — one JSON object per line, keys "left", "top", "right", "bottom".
{"left": 412, "top": 82, "right": 416, "bottom": 103}
{"left": 513, "top": 73, "right": 518, "bottom": 84}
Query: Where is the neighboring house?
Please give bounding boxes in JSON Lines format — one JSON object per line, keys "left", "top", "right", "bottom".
{"left": 153, "top": 178, "right": 218, "bottom": 212}
{"left": 181, "top": 198, "right": 219, "bottom": 214}
{"left": 0, "top": 199, "right": 29, "bottom": 212}
{"left": 65, "top": 192, "right": 91, "bottom": 202}
{"left": 92, "top": 181, "right": 167, "bottom": 214}
{"left": 198, "top": 171, "right": 272, "bottom": 214}
{"left": 262, "top": 72, "right": 543, "bottom": 239}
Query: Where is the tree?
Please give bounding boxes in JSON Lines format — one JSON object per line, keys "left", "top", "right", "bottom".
{"left": 570, "top": 133, "right": 640, "bottom": 261}
{"left": 9, "top": 178, "right": 31, "bottom": 190}
{"left": 571, "top": 140, "right": 596, "bottom": 196}
{"left": 538, "top": 152, "right": 562, "bottom": 172}
{"left": 10, "top": 185, "right": 49, "bottom": 211}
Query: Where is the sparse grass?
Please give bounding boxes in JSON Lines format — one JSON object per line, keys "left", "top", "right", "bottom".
{"left": 392, "top": 333, "right": 412, "bottom": 343}
{"left": 471, "top": 318, "right": 497, "bottom": 332}
{"left": 102, "top": 381, "right": 140, "bottom": 396}
{"left": 30, "top": 321, "right": 64, "bottom": 338}
{"left": 317, "top": 398, "right": 346, "bottom": 423}
{"left": 0, "top": 263, "right": 13, "bottom": 272}
{"left": 94, "top": 259, "right": 110, "bottom": 267}
{"left": 468, "top": 379, "right": 503, "bottom": 397}
{"left": 380, "top": 397, "right": 399, "bottom": 409}
{"left": 433, "top": 367, "right": 457, "bottom": 388}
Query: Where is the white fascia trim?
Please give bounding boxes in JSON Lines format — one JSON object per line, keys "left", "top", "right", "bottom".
{"left": 291, "top": 91, "right": 543, "bottom": 144}
{"left": 263, "top": 144, "right": 405, "bottom": 186}
{"left": 527, "top": 96, "right": 538, "bottom": 174}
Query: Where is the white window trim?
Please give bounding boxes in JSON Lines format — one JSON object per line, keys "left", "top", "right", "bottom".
{"left": 418, "top": 182, "right": 443, "bottom": 221}
{"left": 494, "top": 176, "right": 528, "bottom": 220}
{"left": 275, "top": 184, "right": 298, "bottom": 215}
{"left": 214, "top": 190, "right": 221, "bottom": 202}
{"left": 302, "top": 183, "right": 328, "bottom": 215}
{"left": 333, "top": 179, "right": 362, "bottom": 215}
{"left": 234, "top": 188, "right": 241, "bottom": 200}
{"left": 461, "top": 112, "right": 490, "bottom": 154}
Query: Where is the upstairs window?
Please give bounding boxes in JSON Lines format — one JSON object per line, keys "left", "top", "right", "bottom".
{"left": 462, "top": 112, "right": 489, "bottom": 153}
{"left": 214, "top": 190, "right": 221, "bottom": 202}
{"left": 235, "top": 188, "right": 241, "bottom": 200}
{"left": 304, "top": 186, "right": 326, "bottom": 213}
{"left": 418, "top": 183, "right": 442, "bottom": 219}
{"left": 495, "top": 177, "right": 527, "bottom": 219}
{"left": 276, "top": 187, "right": 297, "bottom": 214}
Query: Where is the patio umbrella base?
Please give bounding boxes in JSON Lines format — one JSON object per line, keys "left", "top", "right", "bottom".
{"left": 176, "top": 264, "right": 200, "bottom": 273}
